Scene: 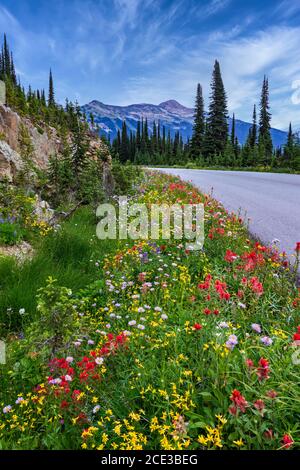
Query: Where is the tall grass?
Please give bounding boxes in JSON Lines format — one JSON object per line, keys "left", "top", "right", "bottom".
{"left": 0, "top": 206, "right": 116, "bottom": 333}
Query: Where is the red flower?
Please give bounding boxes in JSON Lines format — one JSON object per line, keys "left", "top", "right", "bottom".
{"left": 257, "top": 357, "right": 270, "bottom": 381}
{"left": 224, "top": 250, "right": 238, "bottom": 263}
{"left": 295, "top": 242, "right": 300, "bottom": 253}
{"left": 194, "top": 323, "right": 202, "bottom": 330}
{"left": 282, "top": 434, "right": 294, "bottom": 449}
{"left": 246, "top": 358, "right": 254, "bottom": 368}
{"left": 293, "top": 326, "right": 300, "bottom": 341}
{"left": 229, "top": 389, "right": 248, "bottom": 414}
{"left": 266, "top": 390, "right": 277, "bottom": 399}
{"left": 204, "top": 308, "right": 211, "bottom": 315}
{"left": 249, "top": 277, "right": 264, "bottom": 296}
{"left": 254, "top": 399, "right": 265, "bottom": 413}
{"left": 213, "top": 309, "right": 219, "bottom": 315}
{"left": 60, "top": 400, "right": 69, "bottom": 409}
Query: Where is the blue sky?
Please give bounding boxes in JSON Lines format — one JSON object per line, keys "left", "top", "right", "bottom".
{"left": 1, "top": 0, "right": 300, "bottom": 129}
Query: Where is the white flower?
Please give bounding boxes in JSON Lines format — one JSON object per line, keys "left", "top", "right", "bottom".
{"left": 65, "top": 375, "right": 72, "bottom": 382}
{"left": 161, "top": 314, "right": 168, "bottom": 320}
{"left": 19, "top": 308, "right": 25, "bottom": 315}
{"left": 66, "top": 356, "right": 74, "bottom": 363}
{"left": 95, "top": 357, "right": 104, "bottom": 365}
{"left": 137, "top": 324, "right": 145, "bottom": 330}
{"left": 88, "top": 340, "right": 94, "bottom": 345}
{"left": 15, "top": 397, "right": 24, "bottom": 404}
{"left": 138, "top": 307, "right": 145, "bottom": 313}
{"left": 219, "top": 322, "right": 229, "bottom": 329}
{"left": 128, "top": 320, "right": 137, "bottom": 326}
{"left": 93, "top": 405, "right": 100, "bottom": 414}
{"left": 154, "top": 307, "right": 162, "bottom": 312}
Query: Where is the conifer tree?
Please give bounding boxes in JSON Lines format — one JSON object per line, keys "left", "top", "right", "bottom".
{"left": 205, "top": 60, "right": 228, "bottom": 158}
{"left": 151, "top": 121, "right": 157, "bottom": 153}
{"left": 190, "top": 83, "right": 205, "bottom": 159}
{"left": 258, "top": 76, "right": 273, "bottom": 162}
{"left": 284, "top": 122, "right": 294, "bottom": 163}
{"left": 136, "top": 120, "right": 141, "bottom": 151}
{"left": 231, "top": 113, "right": 235, "bottom": 147}
{"left": 48, "top": 69, "right": 55, "bottom": 107}
{"left": 120, "top": 120, "right": 129, "bottom": 162}
{"left": 3, "top": 34, "right": 10, "bottom": 77}
{"left": 249, "top": 104, "right": 257, "bottom": 148}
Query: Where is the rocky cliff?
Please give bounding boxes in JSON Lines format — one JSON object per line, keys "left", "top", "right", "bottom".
{"left": 0, "top": 104, "right": 112, "bottom": 183}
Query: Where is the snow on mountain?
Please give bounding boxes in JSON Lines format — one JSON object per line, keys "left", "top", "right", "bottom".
{"left": 81, "top": 99, "right": 288, "bottom": 147}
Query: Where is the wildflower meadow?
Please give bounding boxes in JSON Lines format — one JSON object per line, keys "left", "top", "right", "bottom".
{"left": 0, "top": 171, "right": 300, "bottom": 451}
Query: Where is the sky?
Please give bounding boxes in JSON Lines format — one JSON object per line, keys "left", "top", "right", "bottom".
{"left": 1, "top": 0, "right": 300, "bottom": 130}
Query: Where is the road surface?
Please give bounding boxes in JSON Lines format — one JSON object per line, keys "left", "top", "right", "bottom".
{"left": 154, "top": 169, "right": 300, "bottom": 264}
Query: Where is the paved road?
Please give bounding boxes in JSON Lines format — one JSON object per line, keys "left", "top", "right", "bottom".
{"left": 154, "top": 169, "right": 300, "bottom": 264}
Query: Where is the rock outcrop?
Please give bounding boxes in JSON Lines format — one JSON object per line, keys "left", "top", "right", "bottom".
{"left": 0, "top": 104, "right": 61, "bottom": 181}
{"left": 0, "top": 103, "right": 114, "bottom": 188}
{"left": 0, "top": 140, "right": 23, "bottom": 181}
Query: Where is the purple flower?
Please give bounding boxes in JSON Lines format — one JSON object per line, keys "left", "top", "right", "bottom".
{"left": 261, "top": 336, "right": 273, "bottom": 346}
{"left": 226, "top": 334, "right": 238, "bottom": 350}
{"left": 251, "top": 323, "right": 262, "bottom": 334}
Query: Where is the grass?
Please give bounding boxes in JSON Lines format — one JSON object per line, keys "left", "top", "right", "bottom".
{"left": 144, "top": 164, "right": 300, "bottom": 174}
{"left": 0, "top": 206, "right": 117, "bottom": 333}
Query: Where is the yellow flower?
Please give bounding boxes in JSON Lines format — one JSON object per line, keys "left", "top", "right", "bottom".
{"left": 233, "top": 439, "right": 245, "bottom": 447}
{"left": 198, "top": 435, "right": 208, "bottom": 445}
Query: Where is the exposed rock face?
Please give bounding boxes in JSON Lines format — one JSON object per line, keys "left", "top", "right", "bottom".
{"left": 32, "top": 195, "right": 55, "bottom": 223}
{"left": 0, "top": 140, "right": 23, "bottom": 181}
{"left": 0, "top": 104, "right": 61, "bottom": 181}
{"left": 0, "top": 104, "right": 114, "bottom": 186}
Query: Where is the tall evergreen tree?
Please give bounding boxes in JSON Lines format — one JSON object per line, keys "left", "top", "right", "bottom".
{"left": 231, "top": 113, "right": 235, "bottom": 147}
{"left": 258, "top": 76, "right": 273, "bottom": 162}
{"left": 3, "top": 34, "right": 10, "bottom": 77}
{"left": 190, "top": 83, "right": 205, "bottom": 159}
{"left": 136, "top": 120, "right": 141, "bottom": 151}
{"left": 48, "top": 69, "right": 55, "bottom": 107}
{"left": 205, "top": 60, "right": 228, "bottom": 158}
{"left": 151, "top": 121, "right": 157, "bottom": 153}
{"left": 249, "top": 104, "right": 257, "bottom": 148}
{"left": 120, "top": 120, "right": 129, "bottom": 162}
{"left": 284, "top": 122, "right": 294, "bottom": 163}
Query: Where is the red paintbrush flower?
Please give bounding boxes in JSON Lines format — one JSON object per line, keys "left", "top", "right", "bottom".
{"left": 224, "top": 250, "right": 238, "bottom": 263}
{"left": 193, "top": 323, "right": 202, "bottom": 330}
{"left": 229, "top": 389, "right": 248, "bottom": 414}
{"left": 282, "top": 434, "right": 293, "bottom": 449}
{"left": 257, "top": 357, "right": 270, "bottom": 381}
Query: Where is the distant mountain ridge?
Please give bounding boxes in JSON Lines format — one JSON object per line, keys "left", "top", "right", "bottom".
{"left": 81, "top": 99, "right": 288, "bottom": 147}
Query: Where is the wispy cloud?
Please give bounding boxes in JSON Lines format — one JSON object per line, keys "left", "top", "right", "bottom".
{"left": 1, "top": 0, "right": 300, "bottom": 129}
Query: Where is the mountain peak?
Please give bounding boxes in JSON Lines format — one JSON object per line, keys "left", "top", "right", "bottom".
{"left": 159, "top": 100, "right": 190, "bottom": 112}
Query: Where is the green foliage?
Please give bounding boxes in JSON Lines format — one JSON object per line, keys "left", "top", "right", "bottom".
{"left": 112, "top": 160, "right": 142, "bottom": 195}
{"left": 0, "top": 206, "right": 117, "bottom": 333}
{"left": 0, "top": 220, "right": 23, "bottom": 245}
{"left": 34, "top": 277, "right": 77, "bottom": 357}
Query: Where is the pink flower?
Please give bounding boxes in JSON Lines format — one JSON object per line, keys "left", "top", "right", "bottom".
{"left": 254, "top": 399, "right": 265, "bottom": 414}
